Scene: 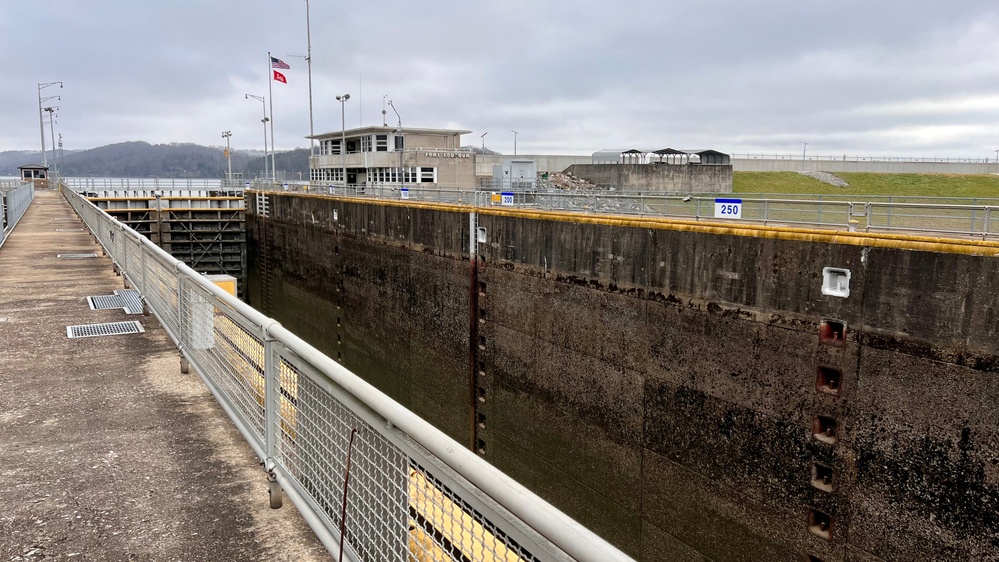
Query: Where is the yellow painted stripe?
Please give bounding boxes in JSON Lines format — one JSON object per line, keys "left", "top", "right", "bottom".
{"left": 256, "top": 190, "right": 999, "bottom": 256}
{"left": 409, "top": 470, "right": 526, "bottom": 562}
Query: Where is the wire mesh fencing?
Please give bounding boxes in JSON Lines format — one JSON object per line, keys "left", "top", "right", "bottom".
{"left": 1, "top": 181, "right": 35, "bottom": 241}
{"left": 61, "top": 187, "right": 631, "bottom": 562}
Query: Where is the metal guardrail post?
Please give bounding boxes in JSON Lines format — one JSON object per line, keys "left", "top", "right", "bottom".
{"left": 984, "top": 207, "right": 991, "bottom": 240}
{"left": 865, "top": 202, "right": 872, "bottom": 232}
{"left": 763, "top": 200, "right": 769, "bottom": 226}
{"left": 262, "top": 330, "right": 282, "bottom": 508}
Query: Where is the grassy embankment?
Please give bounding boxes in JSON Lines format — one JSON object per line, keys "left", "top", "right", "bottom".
{"left": 733, "top": 171, "right": 999, "bottom": 198}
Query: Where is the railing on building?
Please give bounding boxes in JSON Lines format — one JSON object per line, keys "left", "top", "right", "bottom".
{"left": 1, "top": 180, "right": 36, "bottom": 249}
{"left": 61, "top": 186, "right": 633, "bottom": 562}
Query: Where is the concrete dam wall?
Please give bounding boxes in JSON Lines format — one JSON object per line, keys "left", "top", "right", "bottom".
{"left": 565, "top": 163, "right": 733, "bottom": 193}
{"left": 246, "top": 191, "right": 999, "bottom": 562}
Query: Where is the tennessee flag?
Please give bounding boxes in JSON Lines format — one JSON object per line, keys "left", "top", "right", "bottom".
{"left": 273, "top": 70, "right": 287, "bottom": 84}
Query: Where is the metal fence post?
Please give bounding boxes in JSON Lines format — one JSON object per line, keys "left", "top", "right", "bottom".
{"left": 763, "top": 200, "right": 769, "bottom": 226}
{"left": 263, "top": 332, "right": 282, "bottom": 508}
{"left": 140, "top": 242, "right": 148, "bottom": 295}
{"left": 984, "top": 206, "right": 991, "bottom": 240}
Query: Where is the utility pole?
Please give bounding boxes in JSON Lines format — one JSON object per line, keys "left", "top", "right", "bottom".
{"left": 44, "top": 107, "right": 58, "bottom": 173}
{"left": 511, "top": 130, "right": 519, "bottom": 156}
{"left": 305, "top": 0, "right": 316, "bottom": 164}
{"left": 37, "top": 81, "right": 62, "bottom": 166}
{"left": 222, "top": 131, "right": 233, "bottom": 182}
{"left": 245, "top": 95, "right": 269, "bottom": 179}
{"left": 337, "top": 94, "right": 351, "bottom": 187}
{"left": 481, "top": 132, "right": 488, "bottom": 150}
{"left": 389, "top": 100, "right": 403, "bottom": 185}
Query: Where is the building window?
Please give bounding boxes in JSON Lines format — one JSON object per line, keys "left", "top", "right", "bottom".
{"left": 361, "top": 136, "right": 372, "bottom": 152}
{"left": 345, "top": 139, "right": 357, "bottom": 154}
{"left": 420, "top": 167, "right": 436, "bottom": 183}
{"left": 330, "top": 139, "right": 341, "bottom": 155}
{"left": 395, "top": 136, "right": 405, "bottom": 151}
{"left": 399, "top": 166, "right": 417, "bottom": 183}
{"left": 376, "top": 134, "right": 388, "bottom": 152}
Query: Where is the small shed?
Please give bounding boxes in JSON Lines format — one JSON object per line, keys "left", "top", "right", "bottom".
{"left": 18, "top": 164, "right": 49, "bottom": 189}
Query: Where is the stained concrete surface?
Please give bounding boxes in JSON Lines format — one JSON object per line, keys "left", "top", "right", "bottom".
{"left": 0, "top": 190, "right": 328, "bottom": 561}
{"left": 249, "top": 192, "right": 999, "bottom": 561}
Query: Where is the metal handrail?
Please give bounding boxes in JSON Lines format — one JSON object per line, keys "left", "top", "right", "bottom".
{"left": 1, "top": 181, "right": 36, "bottom": 249}
{"left": 62, "top": 177, "right": 999, "bottom": 239}
{"left": 730, "top": 153, "right": 995, "bottom": 163}
{"left": 61, "top": 186, "right": 633, "bottom": 562}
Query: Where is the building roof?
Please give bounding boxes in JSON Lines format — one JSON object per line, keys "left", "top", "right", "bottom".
{"left": 309, "top": 126, "right": 472, "bottom": 140}
{"left": 17, "top": 164, "right": 49, "bottom": 170}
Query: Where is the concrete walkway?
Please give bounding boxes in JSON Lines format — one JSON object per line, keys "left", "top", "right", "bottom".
{"left": 0, "top": 190, "right": 327, "bottom": 561}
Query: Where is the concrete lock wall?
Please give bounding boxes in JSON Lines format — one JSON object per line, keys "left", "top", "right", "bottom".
{"left": 565, "top": 163, "right": 733, "bottom": 193}
{"left": 246, "top": 192, "right": 999, "bottom": 562}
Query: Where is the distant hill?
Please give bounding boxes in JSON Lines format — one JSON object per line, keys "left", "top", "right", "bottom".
{"left": 0, "top": 141, "right": 310, "bottom": 179}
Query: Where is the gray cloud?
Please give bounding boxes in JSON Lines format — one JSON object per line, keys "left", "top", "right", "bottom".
{"left": 3, "top": 0, "right": 998, "bottom": 159}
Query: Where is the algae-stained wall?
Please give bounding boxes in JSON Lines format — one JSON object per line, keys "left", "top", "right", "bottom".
{"left": 247, "top": 191, "right": 999, "bottom": 562}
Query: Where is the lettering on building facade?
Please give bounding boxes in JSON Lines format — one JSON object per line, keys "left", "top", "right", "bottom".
{"left": 424, "top": 152, "right": 471, "bottom": 159}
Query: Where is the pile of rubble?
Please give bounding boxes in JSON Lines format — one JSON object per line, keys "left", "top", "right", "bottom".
{"left": 543, "top": 171, "right": 603, "bottom": 191}
{"left": 797, "top": 171, "right": 850, "bottom": 187}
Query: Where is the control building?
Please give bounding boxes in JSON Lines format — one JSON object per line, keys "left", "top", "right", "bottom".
{"left": 308, "top": 126, "right": 475, "bottom": 189}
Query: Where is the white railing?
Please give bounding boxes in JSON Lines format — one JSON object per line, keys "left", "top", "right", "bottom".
{"left": 731, "top": 153, "right": 995, "bottom": 163}
{"left": 275, "top": 185, "right": 999, "bottom": 239}
{"left": 61, "top": 186, "right": 633, "bottom": 562}
{"left": 63, "top": 177, "right": 226, "bottom": 191}
{"left": 1, "top": 181, "right": 36, "bottom": 248}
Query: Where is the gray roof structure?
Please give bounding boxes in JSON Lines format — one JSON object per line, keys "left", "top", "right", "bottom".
{"left": 592, "top": 148, "right": 730, "bottom": 165}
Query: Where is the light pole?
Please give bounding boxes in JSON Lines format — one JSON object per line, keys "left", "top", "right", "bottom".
{"left": 994, "top": 149, "right": 998, "bottom": 168}
{"left": 37, "top": 81, "right": 62, "bottom": 166}
{"left": 802, "top": 142, "right": 808, "bottom": 166}
{"left": 336, "top": 94, "right": 351, "bottom": 187}
{"left": 222, "top": 131, "right": 233, "bottom": 182}
{"left": 43, "top": 107, "right": 58, "bottom": 173}
{"left": 245, "top": 95, "right": 269, "bottom": 180}
{"left": 305, "top": 0, "right": 316, "bottom": 163}
{"left": 511, "top": 130, "right": 519, "bottom": 156}
{"left": 480, "top": 132, "right": 488, "bottom": 151}
{"left": 388, "top": 99, "right": 403, "bottom": 186}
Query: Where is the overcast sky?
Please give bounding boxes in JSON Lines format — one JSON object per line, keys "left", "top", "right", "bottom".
{"left": 3, "top": 0, "right": 999, "bottom": 158}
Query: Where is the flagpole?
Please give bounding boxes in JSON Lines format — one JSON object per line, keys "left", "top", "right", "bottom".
{"left": 267, "top": 51, "right": 277, "bottom": 182}
{"left": 306, "top": 0, "right": 315, "bottom": 166}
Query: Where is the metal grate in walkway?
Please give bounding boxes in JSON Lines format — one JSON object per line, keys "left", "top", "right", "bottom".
{"left": 66, "top": 320, "right": 144, "bottom": 339}
{"left": 87, "top": 289, "right": 144, "bottom": 315}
